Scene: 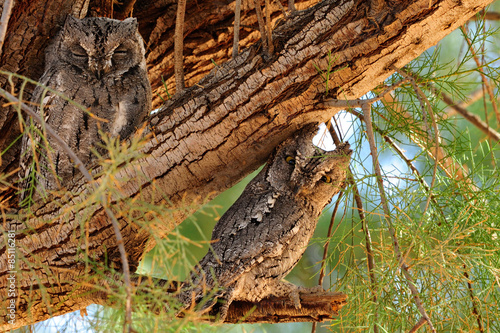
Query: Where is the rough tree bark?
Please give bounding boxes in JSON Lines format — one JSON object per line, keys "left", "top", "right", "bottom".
{"left": 0, "top": 0, "right": 493, "bottom": 330}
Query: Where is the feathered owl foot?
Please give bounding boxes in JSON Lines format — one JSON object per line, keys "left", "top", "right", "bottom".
{"left": 273, "top": 281, "right": 325, "bottom": 309}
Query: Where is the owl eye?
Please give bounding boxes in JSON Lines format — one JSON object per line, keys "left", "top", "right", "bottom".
{"left": 285, "top": 156, "right": 295, "bottom": 165}
{"left": 113, "top": 45, "right": 129, "bottom": 57}
{"left": 321, "top": 175, "right": 332, "bottom": 183}
{"left": 71, "top": 46, "right": 87, "bottom": 59}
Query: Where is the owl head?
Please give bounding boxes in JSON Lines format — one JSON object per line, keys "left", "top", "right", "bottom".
{"left": 266, "top": 124, "right": 352, "bottom": 209}
{"left": 53, "top": 16, "right": 147, "bottom": 79}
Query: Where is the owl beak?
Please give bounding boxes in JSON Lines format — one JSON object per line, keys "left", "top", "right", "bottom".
{"left": 95, "top": 69, "right": 103, "bottom": 79}
{"left": 97, "top": 62, "right": 112, "bottom": 79}
{"left": 90, "top": 58, "right": 112, "bottom": 79}
{"left": 103, "top": 58, "right": 112, "bottom": 74}
{"left": 293, "top": 179, "right": 311, "bottom": 196}
{"left": 297, "top": 186, "right": 312, "bottom": 197}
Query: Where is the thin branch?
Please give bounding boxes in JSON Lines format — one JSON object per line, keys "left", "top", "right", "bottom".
{"left": 273, "top": 0, "right": 287, "bottom": 16}
{"left": 346, "top": 108, "right": 447, "bottom": 223}
{"left": 288, "top": 0, "right": 296, "bottom": 13}
{"left": 264, "top": 0, "right": 274, "bottom": 55}
{"left": 232, "top": 0, "right": 242, "bottom": 58}
{"left": 329, "top": 125, "right": 379, "bottom": 305}
{"left": 317, "top": 189, "right": 345, "bottom": 285}
{"left": 329, "top": 122, "right": 380, "bottom": 332}
{"left": 470, "top": 11, "right": 500, "bottom": 21}
{"left": 440, "top": 86, "right": 500, "bottom": 142}
{"left": 479, "top": 18, "right": 498, "bottom": 169}
{"left": 395, "top": 69, "right": 490, "bottom": 202}
{"left": 253, "top": 0, "right": 270, "bottom": 58}
{"left": 312, "top": 137, "right": 346, "bottom": 333}
{"left": 394, "top": 67, "right": 440, "bottom": 221}
{"left": 461, "top": 25, "right": 500, "bottom": 125}
{"left": 377, "top": 82, "right": 478, "bottom": 191}
{"left": 383, "top": 137, "right": 444, "bottom": 217}
{"left": 320, "top": 79, "right": 408, "bottom": 109}
{"left": 443, "top": 88, "right": 484, "bottom": 117}
{"left": 174, "top": 0, "right": 187, "bottom": 94}
{"left": 463, "top": 266, "right": 485, "bottom": 332}
{"left": 408, "top": 316, "right": 427, "bottom": 333}
{"left": 349, "top": 173, "right": 379, "bottom": 333}
{"left": 0, "top": 0, "right": 15, "bottom": 58}
{"left": 311, "top": 320, "right": 317, "bottom": 333}
{"left": 481, "top": 11, "right": 500, "bottom": 20}
{"left": 0, "top": 87, "right": 135, "bottom": 333}
{"left": 121, "top": 0, "right": 137, "bottom": 18}
{"left": 331, "top": 110, "right": 380, "bottom": 331}
{"left": 323, "top": 77, "right": 447, "bottom": 222}
{"left": 323, "top": 78, "right": 447, "bottom": 224}
{"left": 363, "top": 102, "right": 436, "bottom": 333}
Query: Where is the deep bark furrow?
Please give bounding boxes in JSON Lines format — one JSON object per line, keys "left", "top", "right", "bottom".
{"left": 142, "top": 0, "right": 322, "bottom": 102}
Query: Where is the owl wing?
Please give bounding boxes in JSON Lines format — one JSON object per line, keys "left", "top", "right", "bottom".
{"left": 109, "top": 69, "right": 151, "bottom": 139}
{"left": 18, "top": 79, "right": 58, "bottom": 205}
{"left": 178, "top": 179, "right": 292, "bottom": 313}
{"left": 203, "top": 176, "right": 304, "bottom": 283}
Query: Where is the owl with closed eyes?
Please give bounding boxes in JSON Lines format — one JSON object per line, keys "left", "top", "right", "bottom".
{"left": 19, "top": 16, "right": 152, "bottom": 205}
{"left": 177, "top": 124, "right": 352, "bottom": 321}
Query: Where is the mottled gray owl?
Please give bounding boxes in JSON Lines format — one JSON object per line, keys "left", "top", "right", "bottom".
{"left": 19, "top": 16, "right": 151, "bottom": 205}
{"left": 177, "top": 124, "right": 352, "bottom": 321}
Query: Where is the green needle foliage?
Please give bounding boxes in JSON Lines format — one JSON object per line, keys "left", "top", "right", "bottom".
{"left": 316, "top": 12, "right": 500, "bottom": 333}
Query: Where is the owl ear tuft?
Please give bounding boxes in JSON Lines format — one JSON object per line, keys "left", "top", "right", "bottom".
{"left": 65, "top": 15, "right": 81, "bottom": 26}
{"left": 62, "top": 15, "right": 83, "bottom": 36}
{"left": 122, "top": 17, "right": 138, "bottom": 31}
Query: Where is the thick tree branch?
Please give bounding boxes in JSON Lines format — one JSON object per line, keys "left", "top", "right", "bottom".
{"left": 134, "top": 278, "right": 347, "bottom": 324}
{"left": 224, "top": 291, "right": 347, "bottom": 324}
{"left": 0, "top": 0, "right": 14, "bottom": 57}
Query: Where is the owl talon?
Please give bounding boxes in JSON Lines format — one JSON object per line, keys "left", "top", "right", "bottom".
{"left": 272, "top": 281, "right": 303, "bottom": 309}
{"left": 215, "top": 300, "right": 230, "bottom": 322}
{"left": 290, "top": 288, "right": 302, "bottom": 309}
{"left": 299, "top": 285, "right": 325, "bottom": 294}
{"left": 290, "top": 285, "right": 326, "bottom": 309}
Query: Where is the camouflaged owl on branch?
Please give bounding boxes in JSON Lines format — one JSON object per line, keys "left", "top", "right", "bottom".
{"left": 19, "top": 16, "right": 152, "bottom": 205}
{"left": 177, "top": 124, "right": 352, "bottom": 321}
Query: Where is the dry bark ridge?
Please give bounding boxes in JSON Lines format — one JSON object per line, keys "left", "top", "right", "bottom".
{"left": 0, "top": 0, "right": 494, "bottom": 330}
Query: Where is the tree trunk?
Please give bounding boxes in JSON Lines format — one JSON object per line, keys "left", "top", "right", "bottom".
{"left": 0, "top": 0, "right": 493, "bottom": 329}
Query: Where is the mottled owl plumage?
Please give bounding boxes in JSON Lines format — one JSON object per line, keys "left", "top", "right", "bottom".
{"left": 19, "top": 16, "right": 152, "bottom": 205}
{"left": 177, "top": 124, "right": 352, "bottom": 320}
